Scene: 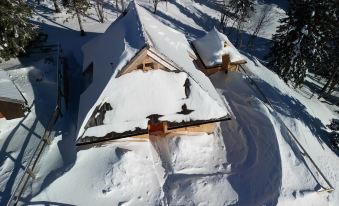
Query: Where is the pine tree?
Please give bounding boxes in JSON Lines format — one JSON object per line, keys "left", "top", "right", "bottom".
{"left": 268, "top": 0, "right": 338, "bottom": 87}
{"left": 0, "top": 0, "right": 37, "bottom": 62}
{"left": 314, "top": 1, "right": 338, "bottom": 96}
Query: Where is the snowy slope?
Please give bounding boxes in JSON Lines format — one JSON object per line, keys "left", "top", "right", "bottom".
{"left": 0, "top": 0, "right": 338, "bottom": 206}
{"left": 29, "top": 69, "right": 338, "bottom": 205}
{"left": 0, "top": 57, "right": 59, "bottom": 204}
{"left": 240, "top": 56, "right": 339, "bottom": 205}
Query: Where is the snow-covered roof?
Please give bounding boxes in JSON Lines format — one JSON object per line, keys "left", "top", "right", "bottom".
{"left": 192, "top": 28, "right": 246, "bottom": 68}
{"left": 77, "top": 2, "right": 230, "bottom": 142}
{"left": 83, "top": 69, "right": 227, "bottom": 138}
{"left": 0, "top": 70, "right": 25, "bottom": 104}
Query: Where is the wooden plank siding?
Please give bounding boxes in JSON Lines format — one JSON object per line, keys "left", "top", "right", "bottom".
{"left": 118, "top": 48, "right": 172, "bottom": 77}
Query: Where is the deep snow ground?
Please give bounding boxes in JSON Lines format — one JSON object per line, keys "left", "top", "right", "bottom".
{"left": 0, "top": 54, "right": 59, "bottom": 203}
{"left": 0, "top": 0, "right": 338, "bottom": 205}
{"left": 28, "top": 70, "right": 338, "bottom": 205}
{"left": 240, "top": 57, "right": 339, "bottom": 205}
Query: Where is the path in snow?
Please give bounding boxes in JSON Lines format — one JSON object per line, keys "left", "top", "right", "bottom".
{"left": 212, "top": 72, "right": 282, "bottom": 205}
{"left": 212, "top": 72, "right": 331, "bottom": 205}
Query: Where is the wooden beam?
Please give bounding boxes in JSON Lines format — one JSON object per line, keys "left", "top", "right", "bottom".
{"left": 167, "top": 122, "right": 217, "bottom": 137}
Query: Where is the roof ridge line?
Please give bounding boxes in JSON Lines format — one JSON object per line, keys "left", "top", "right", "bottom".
{"left": 132, "top": 1, "right": 152, "bottom": 48}
{"left": 131, "top": 3, "right": 227, "bottom": 111}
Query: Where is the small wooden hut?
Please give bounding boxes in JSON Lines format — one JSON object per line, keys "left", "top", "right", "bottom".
{"left": 0, "top": 70, "right": 27, "bottom": 120}
{"left": 192, "top": 28, "right": 247, "bottom": 76}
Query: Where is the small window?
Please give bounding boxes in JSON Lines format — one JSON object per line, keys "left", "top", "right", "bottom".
{"left": 145, "top": 63, "right": 154, "bottom": 69}
{"left": 137, "top": 64, "right": 143, "bottom": 70}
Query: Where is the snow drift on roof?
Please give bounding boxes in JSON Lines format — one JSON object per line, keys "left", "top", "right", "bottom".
{"left": 82, "top": 69, "right": 228, "bottom": 138}
{"left": 78, "top": 2, "right": 147, "bottom": 138}
{"left": 0, "top": 70, "right": 25, "bottom": 103}
{"left": 192, "top": 27, "right": 246, "bottom": 68}
{"left": 77, "top": 2, "right": 230, "bottom": 140}
{"left": 136, "top": 5, "right": 227, "bottom": 114}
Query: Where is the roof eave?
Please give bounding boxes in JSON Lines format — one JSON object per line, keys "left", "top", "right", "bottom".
{"left": 0, "top": 96, "right": 26, "bottom": 105}
{"left": 75, "top": 115, "right": 231, "bottom": 147}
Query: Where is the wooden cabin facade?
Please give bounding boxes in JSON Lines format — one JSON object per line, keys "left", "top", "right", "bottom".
{"left": 0, "top": 70, "right": 27, "bottom": 120}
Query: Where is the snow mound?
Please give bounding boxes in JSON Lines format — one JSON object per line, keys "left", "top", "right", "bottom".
{"left": 164, "top": 174, "right": 238, "bottom": 205}
{"left": 150, "top": 131, "right": 228, "bottom": 175}
{"left": 32, "top": 141, "right": 162, "bottom": 205}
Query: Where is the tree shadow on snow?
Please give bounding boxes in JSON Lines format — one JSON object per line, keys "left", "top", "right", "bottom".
{"left": 258, "top": 0, "right": 289, "bottom": 11}
{"left": 227, "top": 28, "right": 273, "bottom": 60}
{"left": 0, "top": 115, "right": 41, "bottom": 204}
{"left": 141, "top": 2, "right": 272, "bottom": 59}
{"left": 20, "top": 199, "right": 75, "bottom": 206}
{"left": 22, "top": 40, "right": 88, "bottom": 204}
{"left": 303, "top": 77, "right": 339, "bottom": 107}
{"left": 193, "top": 0, "right": 225, "bottom": 13}
{"left": 141, "top": 5, "right": 206, "bottom": 40}
{"left": 252, "top": 78, "right": 337, "bottom": 156}
{"left": 17, "top": 53, "right": 83, "bottom": 204}
{"left": 212, "top": 72, "right": 332, "bottom": 205}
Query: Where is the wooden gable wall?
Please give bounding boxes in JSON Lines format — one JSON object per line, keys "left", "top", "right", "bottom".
{"left": 119, "top": 48, "right": 170, "bottom": 77}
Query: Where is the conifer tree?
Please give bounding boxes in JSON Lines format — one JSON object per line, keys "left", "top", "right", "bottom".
{"left": 268, "top": 0, "right": 338, "bottom": 87}
{"left": 0, "top": 0, "right": 37, "bottom": 62}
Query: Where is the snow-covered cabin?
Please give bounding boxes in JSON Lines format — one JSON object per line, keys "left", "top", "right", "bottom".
{"left": 192, "top": 28, "right": 247, "bottom": 75}
{"left": 76, "top": 2, "right": 231, "bottom": 145}
{"left": 0, "top": 70, "right": 27, "bottom": 119}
